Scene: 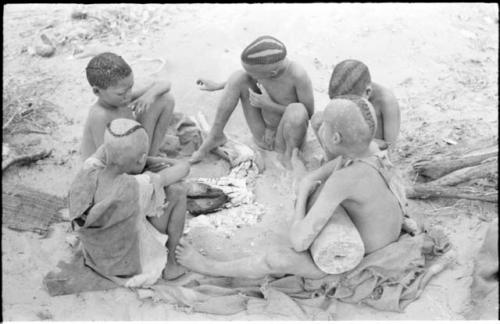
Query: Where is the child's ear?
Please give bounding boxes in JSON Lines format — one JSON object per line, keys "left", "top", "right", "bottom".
{"left": 364, "top": 85, "right": 372, "bottom": 98}
{"left": 139, "top": 153, "right": 147, "bottom": 164}
{"left": 332, "top": 132, "right": 342, "bottom": 144}
{"left": 92, "top": 86, "right": 101, "bottom": 96}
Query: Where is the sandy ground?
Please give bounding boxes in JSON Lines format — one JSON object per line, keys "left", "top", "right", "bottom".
{"left": 2, "top": 3, "right": 498, "bottom": 321}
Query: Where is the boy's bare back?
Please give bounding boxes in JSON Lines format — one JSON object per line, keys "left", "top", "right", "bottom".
{"left": 291, "top": 96, "right": 403, "bottom": 255}
{"left": 323, "top": 158, "right": 403, "bottom": 253}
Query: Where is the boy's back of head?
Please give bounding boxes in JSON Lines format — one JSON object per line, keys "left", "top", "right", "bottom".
{"left": 241, "top": 35, "right": 287, "bottom": 65}
{"left": 328, "top": 59, "right": 371, "bottom": 99}
{"left": 86, "top": 52, "right": 132, "bottom": 89}
{"left": 324, "top": 95, "right": 377, "bottom": 148}
{"left": 104, "top": 118, "right": 149, "bottom": 172}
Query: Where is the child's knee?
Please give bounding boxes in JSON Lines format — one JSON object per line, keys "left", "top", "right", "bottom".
{"left": 158, "top": 92, "right": 175, "bottom": 114}
{"left": 311, "top": 111, "right": 323, "bottom": 132}
{"left": 166, "top": 182, "right": 187, "bottom": 200}
{"left": 264, "top": 248, "right": 295, "bottom": 273}
{"left": 227, "top": 70, "right": 253, "bottom": 93}
{"left": 285, "top": 104, "right": 309, "bottom": 126}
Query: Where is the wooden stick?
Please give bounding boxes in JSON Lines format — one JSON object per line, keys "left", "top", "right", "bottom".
{"left": 427, "top": 158, "right": 497, "bottom": 187}
{"left": 310, "top": 206, "right": 365, "bottom": 274}
{"left": 2, "top": 149, "right": 53, "bottom": 172}
{"left": 413, "top": 147, "right": 498, "bottom": 180}
{"left": 406, "top": 184, "right": 497, "bottom": 203}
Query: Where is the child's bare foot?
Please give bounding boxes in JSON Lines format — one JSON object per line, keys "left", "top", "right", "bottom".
{"left": 175, "top": 239, "right": 209, "bottom": 274}
{"left": 189, "top": 134, "right": 228, "bottom": 164}
{"left": 163, "top": 256, "right": 188, "bottom": 280}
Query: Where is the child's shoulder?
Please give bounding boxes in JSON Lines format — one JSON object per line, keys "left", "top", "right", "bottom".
{"left": 86, "top": 102, "right": 115, "bottom": 122}
{"left": 289, "top": 61, "right": 310, "bottom": 79}
{"left": 328, "top": 156, "right": 370, "bottom": 183}
{"left": 371, "top": 83, "right": 398, "bottom": 106}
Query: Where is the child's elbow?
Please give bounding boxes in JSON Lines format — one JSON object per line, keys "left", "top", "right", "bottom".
{"left": 289, "top": 229, "right": 309, "bottom": 252}
{"left": 180, "top": 161, "right": 191, "bottom": 177}
{"left": 291, "top": 239, "right": 308, "bottom": 253}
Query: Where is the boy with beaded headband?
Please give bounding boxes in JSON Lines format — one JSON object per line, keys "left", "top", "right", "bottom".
{"left": 70, "top": 118, "right": 191, "bottom": 283}
{"left": 81, "top": 52, "right": 175, "bottom": 164}
{"left": 190, "top": 35, "right": 315, "bottom": 168}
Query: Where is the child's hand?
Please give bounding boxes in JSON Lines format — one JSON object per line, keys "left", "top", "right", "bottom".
{"left": 295, "top": 178, "right": 321, "bottom": 203}
{"left": 129, "top": 93, "right": 155, "bottom": 115}
{"left": 249, "top": 83, "right": 273, "bottom": 109}
{"left": 145, "top": 156, "right": 172, "bottom": 172}
{"left": 196, "top": 78, "right": 221, "bottom": 91}
{"left": 373, "top": 138, "right": 389, "bottom": 150}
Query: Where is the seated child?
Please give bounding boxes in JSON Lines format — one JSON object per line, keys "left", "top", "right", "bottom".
{"left": 314, "top": 59, "right": 400, "bottom": 151}
{"left": 189, "top": 35, "right": 315, "bottom": 169}
{"left": 69, "top": 118, "right": 191, "bottom": 285}
{"left": 80, "top": 52, "right": 175, "bottom": 161}
{"left": 174, "top": 96, "right": 406, "bottom": 279}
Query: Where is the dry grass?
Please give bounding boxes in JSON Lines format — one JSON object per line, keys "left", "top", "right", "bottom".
{"left": 2, "top": 77, "right": 61, "bottom": 136}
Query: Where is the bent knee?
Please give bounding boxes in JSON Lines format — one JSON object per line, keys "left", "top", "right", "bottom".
{"left": 148, "top": 92, "right": 175, "bottom": 117}
{"left": 166, "top": 182, "right": 188, "bottom": 198}
{"left": 159, "top": 92, "right": 175, "bottom": 111}
{"left": 284, "top": 103, "right": 309, "bottom": 124}
{"left": 310, "top": 111, "right": 323, "bottom": 131}
{"left": 227, "top": 70, "right": 254, "bottom": 91}
{"left": 264, "top": 248, "right": 295, "bottom": 273}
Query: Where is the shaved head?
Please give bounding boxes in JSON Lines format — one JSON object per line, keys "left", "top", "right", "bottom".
{"left": 328, "top": 60, "right": 371, "bottom": 99}
{"left": 104, "top": 118, "right": 149, "bottom": 169}
{"left": 323, "top": 96, "right": 377, "bottom": 148}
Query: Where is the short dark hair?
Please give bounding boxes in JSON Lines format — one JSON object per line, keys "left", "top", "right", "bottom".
{"left": 85, "top": 52, "right": 132, "bottom": 89}
{"left": 328, "top": 60, "right": 371, "bottom": 99}
{"left": 241, "top": 35, "right": 287, "bottom": 65}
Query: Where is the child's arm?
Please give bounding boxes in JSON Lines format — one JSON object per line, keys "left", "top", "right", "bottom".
{"left": 294, "top": 157, "right": 343, "bottom": 213}
{"left": 294, "top": 69, "right": 315, "bottom": 118}
{"left": 380, "top": 92, "right": 400, "bottom": 147}
{"left": 156, "top": 159, "right": 191, "bottom": 187}
{"left": 196, "top": 78, "right": 226, "bottom": 91}
{"left": 88, "top": 109, "right": 109, "bottom": 154}
{"left": 130, "top": 78, "right": 172, "bottom": 115}
{"left": 290, "top": 170, "right": 353, "bottom": 252}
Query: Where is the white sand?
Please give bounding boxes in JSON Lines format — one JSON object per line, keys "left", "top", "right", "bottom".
{"left": 2, "top": 3, "right": 498, "bottom": 320}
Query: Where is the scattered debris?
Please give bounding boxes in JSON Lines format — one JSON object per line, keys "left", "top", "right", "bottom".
{"left": 35, "top": 34, "right": 56, "bottom": 57}
{"left": 2, "top": 149, "right": 53, "bottom": 173}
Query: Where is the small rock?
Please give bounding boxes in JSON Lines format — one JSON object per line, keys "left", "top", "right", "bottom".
{"left": 35, "top": 34, "right": 56, "bottom": 57}
{"left": 71, "top": 10, "right": 88, "bottom": 20}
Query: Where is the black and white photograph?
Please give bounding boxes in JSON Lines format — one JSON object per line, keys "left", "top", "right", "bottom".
{"left": 2, "top": 2, "right": 498, "bottom": 321}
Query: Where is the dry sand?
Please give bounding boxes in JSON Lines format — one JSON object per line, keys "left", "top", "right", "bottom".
{"left": 2, "top": 3, "right": 498, "bottom": 321}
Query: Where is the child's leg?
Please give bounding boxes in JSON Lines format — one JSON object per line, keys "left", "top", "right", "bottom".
{"left": 148, "top": 182, "right": 188, "bottom": 280}
{"left": 175, "top": 238, "right": 326, "bottom": 279}
{"left": 136, "top": 92, "right": 175, "bottom": 156}
{"left": 190, "top": 71, "right": 267, "bottom": 163}
{"left": 274, "top": 103, "right": 309, "bottom": 167}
